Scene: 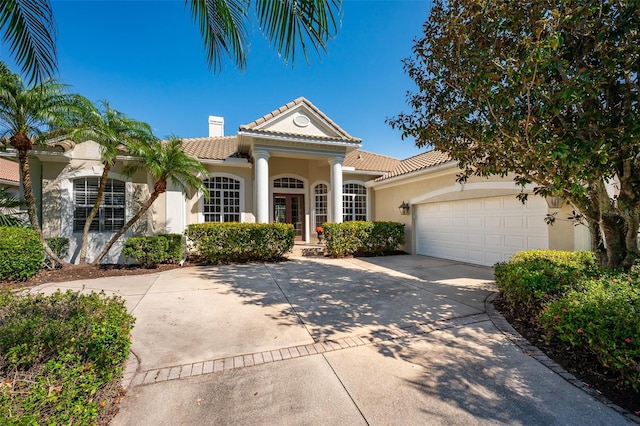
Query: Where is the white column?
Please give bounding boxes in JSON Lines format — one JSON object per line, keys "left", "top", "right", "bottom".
{"left": 329, "top": 156, "right": 343, "bottom": 223}
{"left": 253, "top": 149, "right": 270, "bottom": 223}
{"left": 165, "top": 180, "right": 185, "bottom": 233}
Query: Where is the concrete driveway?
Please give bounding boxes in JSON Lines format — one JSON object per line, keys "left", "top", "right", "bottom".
{"left": 31, "top": 256, "right": 633, "bottom": 425}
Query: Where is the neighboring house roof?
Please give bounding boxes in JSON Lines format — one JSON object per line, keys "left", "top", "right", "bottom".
{"left": 0, "top": 158, "right": 19, "bottom": 184}
{"left": 375, "top": 150, "right": 452, "bottom": 182}
{"left": 240, "top": 97, "right": 361, "bottom": 143}
{"left": 181, "top": 136, "right": 239, "bottom": 160}
{"left": 344, "top": 150, "right": 400, "bottom": 172}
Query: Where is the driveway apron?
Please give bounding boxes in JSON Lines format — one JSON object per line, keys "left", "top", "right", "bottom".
{"left": 30, "top": 256, "right": 633, "bottom": 425}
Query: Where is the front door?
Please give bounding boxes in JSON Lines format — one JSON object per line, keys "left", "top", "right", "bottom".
{"left": 274, "top": 194, "right": 304, "bottom": 241}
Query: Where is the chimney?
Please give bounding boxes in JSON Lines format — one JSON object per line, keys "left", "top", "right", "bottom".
{"left": 208, "top": 116, "right": 224, "bottom": 137}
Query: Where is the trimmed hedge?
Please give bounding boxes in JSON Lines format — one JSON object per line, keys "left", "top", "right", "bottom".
{"left": 539, "top": 273, "right": 640, "bottom": 391}
{"left": 122, "top": 234, "right": 183, "bottom": 268}
{"left": 0, "top": 227, "right": 44, "bottom": 281}
{"left": 185, "top": 223, "right": 295, "bottom": 263}
{"left": 323, "top": 221, "right": 405, "bottom": 257}
{"left": 494, "top": 250, "right": 599, "bottom": 317}
{"left": 0, "top": 289, "right": 135, "bottom": 424}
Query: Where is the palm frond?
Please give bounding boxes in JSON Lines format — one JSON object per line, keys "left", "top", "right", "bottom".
{"left": 0, "top": 187, "right": 25, "bottom": 227}
{"left": 0, "top": 0, "right": 57, "bottom": 84}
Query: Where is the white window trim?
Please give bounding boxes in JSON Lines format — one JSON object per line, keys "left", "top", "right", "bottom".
{"left": 311, "top": 180, "right": 330, "bottom": 229}
{"left": 342, "top": 180, "right": 369, "bottom": 222}
{"left": 198, "top": 172, "right": 245, "bottom": 223}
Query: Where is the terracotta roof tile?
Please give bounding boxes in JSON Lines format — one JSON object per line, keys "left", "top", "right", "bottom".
{"left": 240, "top": 97, "right": 360, "bottom": 143}
{"left": 375, "top": 150, "right": 452, "bottom": 182}
{"left": 180, "top": 136, "right": 239, "bottom": 160}
{"left": 0, "top": 158, "right": 19, "bottom": 183}
{"left": 344, "top": 150, "right": 400, "bottom": 172}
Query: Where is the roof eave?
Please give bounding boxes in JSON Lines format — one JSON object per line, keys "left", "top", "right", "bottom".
{"left": 367, "top": 160, "right": 459, "bottom": 188}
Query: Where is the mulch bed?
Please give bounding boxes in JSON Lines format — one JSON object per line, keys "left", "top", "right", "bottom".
{"left": 494, "top": 296, "right": 640, "bottom": 416}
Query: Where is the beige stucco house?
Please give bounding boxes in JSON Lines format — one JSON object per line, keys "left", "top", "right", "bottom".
{"left": 15, "top": 97, "right": 590, "bottom": 265}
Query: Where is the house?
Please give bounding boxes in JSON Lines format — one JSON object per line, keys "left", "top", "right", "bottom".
{"left": 0, "top": 157, "right": 20, "bottom": 197}
{"left": 24, "top": 97, "right": 590, "bottom": 265}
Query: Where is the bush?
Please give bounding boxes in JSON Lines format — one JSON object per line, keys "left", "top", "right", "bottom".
{"left": 122, "top": 234, "right": 183, "bottom": 268}
{"left": 539, "top": 272, "right": 640, "bottom": 391}
{"left": 185, "top": 223, "right": 295, "bottom": 263}
{"left": 0, "top": 289, "right": 135, "bottom": 424}
{"left": 323, "top": 221, "right": 405, "bottom": 257}
{"left": 44, "top": 237, "right": 69, "bottom": 268}
{"left": 494, "top": 250, "right": 599, "bottom": 317}
{"left": 0, "top": 227, "right": 44, "bottom": 281}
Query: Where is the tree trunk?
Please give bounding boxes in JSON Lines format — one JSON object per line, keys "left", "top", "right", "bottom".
{"left": 91, "top": 189, "right": 163, "bottom": 265}
{"left": 586, "top": 218, "right": 608, "bottom": 267}
{"left": 15, "top": 147, "right": 66, "bottom": 266}
{"left": 600, "top": 213, "right": 627, "bottom": 269}
{"left": 79, "top": 164, "right": 111, "bottom": 264}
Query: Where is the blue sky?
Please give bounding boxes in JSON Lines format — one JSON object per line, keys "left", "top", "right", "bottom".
{"left": 3, "top": 1, "right": 433, "bottom": 160}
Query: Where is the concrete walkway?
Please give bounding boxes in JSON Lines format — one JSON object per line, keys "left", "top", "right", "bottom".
{"left": 31, "top": 256, "right": 635, "bottom": 425}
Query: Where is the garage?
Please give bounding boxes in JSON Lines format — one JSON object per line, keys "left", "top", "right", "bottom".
{"left": 415, "top": 195, "right": 549, "bottom": 266}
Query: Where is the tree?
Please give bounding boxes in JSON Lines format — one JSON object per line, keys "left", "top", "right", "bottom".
{"left": 0, "top": 62, "right": 76, "bottom": 265}
{"left": 0, "top": 0, "right": 57, "bottom": 84}
{"left": 92, "top": 137, "right": 208, "bottom": 265}
{"left": 188, "top": 0, "right": 341, "bottom": 71}
{"left": 388, "top": 0, "right": 640, "bottom": 269}
{"left": 0, "top": 187, "right": 24, "bottom": 227}
{"left": 63, "top": 98, "right": 157, "bottom": 264}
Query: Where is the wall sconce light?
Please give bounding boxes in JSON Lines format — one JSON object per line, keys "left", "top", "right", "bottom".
{"left": 545, "top": 195, "right": 563, "bottom": 209}
{"left": 399, "top": 201, "right": 410, "bottom": 216}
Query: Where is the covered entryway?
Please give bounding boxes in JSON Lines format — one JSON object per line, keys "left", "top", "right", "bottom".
{"left": 415, "top": 195, "right": 549, "bottom": 266}
{"left": 274, "top": 194, "right": 305, "bottom": 241}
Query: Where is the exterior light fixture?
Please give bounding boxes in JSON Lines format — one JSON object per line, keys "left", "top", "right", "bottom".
{"left": 545, "top": 196, "right": 563, "bottom": 209}
{"left": 399, "top": 201, "right": 410, "bottom": 216}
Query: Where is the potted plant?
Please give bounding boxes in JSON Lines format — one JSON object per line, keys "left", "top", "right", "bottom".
{"left": 316, "top": 225, "right": 324, "bottom": 243}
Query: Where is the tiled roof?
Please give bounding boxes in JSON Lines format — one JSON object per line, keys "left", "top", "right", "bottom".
{"left": 180, "top": 136, "right": 239, "bottom": 160}
{"left": 240, "top": 97, "right": 360, "bottom": 143}
{"left": 344, "top": 150, "right": 400, "bottom": 172}
{"left": 375, "top": 150, "right": 453, "bottom": 182}
{"left": 0, "top": 158, "right": 19, "bottom": 183}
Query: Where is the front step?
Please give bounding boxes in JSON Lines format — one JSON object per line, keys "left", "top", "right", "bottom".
{"left": 289, "top": 243, "right": 326, "bottom": 258}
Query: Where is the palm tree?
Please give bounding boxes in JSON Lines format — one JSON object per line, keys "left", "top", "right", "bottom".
{"left": 92, "top": 137, "right": 208, "bottom": 265}
{"left": 0, "top": 62, "right": 75, "bottom": 265}
{"left": 2, "top": 0, "right": 340, "bottom": 83}
{"left": 188, "top": 0, "right": 341, "bottom": 71}
{"left": 63, "top": 98, "right": 157, "bottom": 264}
{"left": 0, "top": 0, "right": 57, "bottom": 83}
{"left": 0, "top": 187, "right": 25, "bottom": 227}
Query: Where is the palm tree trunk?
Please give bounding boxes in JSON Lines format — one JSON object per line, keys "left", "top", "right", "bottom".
{"left": 79, "top": 164, "right": 111, "bottom": 264}
{"left": 91, "top": 189, "right": 162, "bottom": 265}
{"left": 17, "top": 149, "right": 66, "bottom": 266}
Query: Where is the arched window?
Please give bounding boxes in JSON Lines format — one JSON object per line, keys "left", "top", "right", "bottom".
{"left": 273, "top": 177, "right": 304, "bottom": 189}
{"left": 314, "top": 183, "right": 328, "bottom": 227}
{"left": 73, "top": 178, "right": 125, "bottom": 232}
{"left": 343, "top": 183, "right": 367, "bottom": 222}
{"left": 203, "top": 176, "right": 241, "bottom": 222}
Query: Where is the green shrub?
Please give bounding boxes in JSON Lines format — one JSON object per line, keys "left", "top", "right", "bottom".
{"left": 122, "top": 234, "right": 183, "bottom": 268}
{"left": 539, "top": 273, "right": 640, "bottom": 391}
{"left": 185, "top": 223, "right": 295, "bottom": 263}
{"left": 494, "top": 250, "right": 599, "bottom": 317}
{"left": 0, "top": 289, "right": 135, "bottom": 424}
{"left": 323, "top": 221, "right": 405, "bottom": 257}
{"left": 44, "top": 236, "right": 69, "bottom": 268}
{"left": 0, "top": 227, "right": 44, "bottom": 281}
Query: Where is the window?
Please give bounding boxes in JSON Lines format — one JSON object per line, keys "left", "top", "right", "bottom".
{"left": 314, "top": 184, "right": 328, "bottom": 227}
{"left": 73, "top": 178, "right": 125, "bottom": 232}
{"left": 273, "top": 177, "right": 304, "bottom": 189}
{"left": 343, "top": 183, "right": 367, "bottom": 222}
{"left": 203, "top": 176, "right": 241, "bottom": 222}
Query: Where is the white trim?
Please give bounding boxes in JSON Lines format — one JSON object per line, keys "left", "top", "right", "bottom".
{"left": 410, "top": 181, "right": 537, "bottom": 205}
{"left": 342, "top": 180, "right": 369, "bottom": 221}
{"left": 239, "top": 129, "right": 361, "bottom": 147}
{"left": 198, "top": 172, "right": 246, "bottom": 224}
{"left": 311, "top": 180, "right": 330, "bottom": 229}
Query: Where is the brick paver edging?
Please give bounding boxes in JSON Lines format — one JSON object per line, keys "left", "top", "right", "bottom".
{"left": 485, "top": 292, "right": 639, "bottom": 424}
{"left": 123, "top": 313, "right": 488, "bottom": 390}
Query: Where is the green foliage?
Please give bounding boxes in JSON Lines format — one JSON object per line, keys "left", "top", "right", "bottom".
{"left": 0, "top": 289, "right": 135, "bottom": 423}
{"left": 0, "top": 187, "right": 25, "bottom": 227}
{"left": 389, "top": 0, "right": 640, "bottom": 269}
{"left": 44, "top": 236, "right": 69, "bottom": 268}
{"left": 0, "top": 226, "right": 43, "bottom": 281}
{"left": 323, "top": 221, "right": 405, "bottom": 257}
{"left": 494, "top": 250, "right": 599, "bottom": 317}
{"left": 185, "top": 223, "right": 294, "bottom": 263}
{"left": 539, "top": 273, "right": 640, "bottom": 391}
{"left": 122, "top": 234, "right": 183, "bottom": 268}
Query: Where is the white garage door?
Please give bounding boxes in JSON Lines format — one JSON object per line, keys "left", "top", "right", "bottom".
{"left": 415, "top": 195, "right": 548, "bottom": 266}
